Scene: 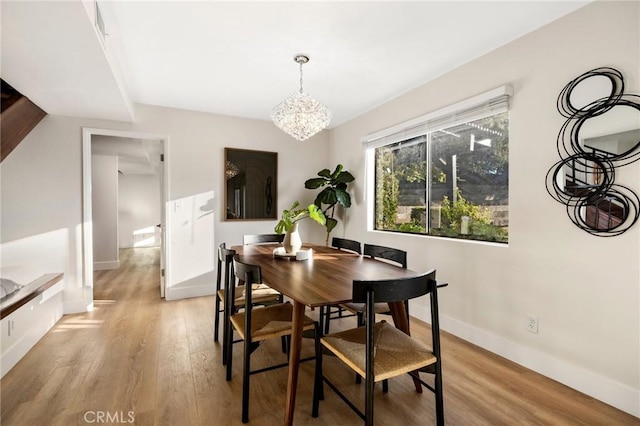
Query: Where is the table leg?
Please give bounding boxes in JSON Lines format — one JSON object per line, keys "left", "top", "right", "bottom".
{"left": 284, "top": 301, "right": 305, "bottom": 426}
{"left": 389, "top": 301, "right": 423, "bottom": 393}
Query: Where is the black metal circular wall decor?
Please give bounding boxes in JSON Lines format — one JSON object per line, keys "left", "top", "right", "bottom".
{"left": 545, "top": 67, "right": 640, "bottom": 237}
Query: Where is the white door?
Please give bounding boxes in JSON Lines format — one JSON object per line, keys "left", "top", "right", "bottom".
{"left": 82, "top": 128, "right": 170, "bottom": 306}
{"left": 159, "top": 144, "right": 166, "bottom": 298}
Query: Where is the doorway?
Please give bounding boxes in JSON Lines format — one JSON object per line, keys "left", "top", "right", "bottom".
{"left": 82, "top": 128, "right": 169, "bottom": 310}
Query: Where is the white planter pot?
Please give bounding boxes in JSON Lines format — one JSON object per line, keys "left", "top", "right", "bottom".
{"left": 283, "top": 223, "right": 302, "bottom": 254}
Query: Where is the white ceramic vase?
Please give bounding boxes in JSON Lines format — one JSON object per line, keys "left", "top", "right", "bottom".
{"left": 283, "top": 222, "right": 302, "bottom": 254}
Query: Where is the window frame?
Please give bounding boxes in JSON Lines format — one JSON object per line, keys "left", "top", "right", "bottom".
{"left": 363, "top": 86, "right": 512, "bottom": 243}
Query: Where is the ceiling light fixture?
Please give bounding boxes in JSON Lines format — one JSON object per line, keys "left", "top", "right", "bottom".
{"left": 271, "top": 54, "right": 332, "bottom": 141}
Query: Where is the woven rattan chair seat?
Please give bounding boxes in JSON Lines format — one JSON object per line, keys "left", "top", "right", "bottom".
{"left": 321, "top": 321, "right": 436, "bottom": 382}
{"left": 230, "top": 303, "right": 315, "bottom": 341}
{"left": 217, "top": 283, "right": 281, "bottom": 307}
{"left": 339, "top": 301, "right": 390, "bottom": 315}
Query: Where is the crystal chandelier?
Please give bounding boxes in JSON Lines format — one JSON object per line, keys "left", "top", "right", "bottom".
{"left": 271, "top": 54, "right": 332, "bottom": 141}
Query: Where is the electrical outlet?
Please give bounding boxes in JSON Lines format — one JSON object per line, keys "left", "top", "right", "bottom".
{"left": 527, "top": 314, "right": 539, "bottom": 334}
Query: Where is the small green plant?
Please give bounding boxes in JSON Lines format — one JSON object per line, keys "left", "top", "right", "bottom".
{"left": 436, "top": 188, "right": 508, "bottom": 242}
{"left": 469, "top": 221, "right": 508, "bottom": 242}
{"left": 440, "top": 189, "right": 492, "bottom": 230}
{"left": 394, "top": 222, "right": 426, "bottom": 233}
{"left": 274, "top": 201, "right": 326, "bottom": 234}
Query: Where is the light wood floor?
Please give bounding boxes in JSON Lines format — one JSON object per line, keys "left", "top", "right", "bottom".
{"left": 1, "top": 248, "right": 638, "bottom": 425}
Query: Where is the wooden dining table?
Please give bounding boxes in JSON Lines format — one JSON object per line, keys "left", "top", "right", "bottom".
{"left": 231, "top": 242, "right": 422, "bottom": 426}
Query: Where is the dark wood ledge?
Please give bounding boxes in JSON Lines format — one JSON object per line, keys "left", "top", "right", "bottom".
{"left": 1, "top": 273, "right": 64, "bottom": 319}
{"left": 1, "top": 79, "right": 47, "bottom": 162}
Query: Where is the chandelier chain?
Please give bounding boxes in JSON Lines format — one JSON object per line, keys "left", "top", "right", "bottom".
{"left": 299, "top": 61, "right": 304, "bottom": 94}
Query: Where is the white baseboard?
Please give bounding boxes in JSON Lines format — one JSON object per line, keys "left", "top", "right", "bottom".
{"left": 93, "top": 260, "right": 119, "bottom": 271}
{"left": 61, "top": 286, "right": 94, "bottom": 314}
{"left": 165, "top": 283, "right": 214, "bottom": 301}
{"left": 63, "top": 299, "right": 92, "bottom": 314}
{"left": 435, "top": 313, "right": 639, "bottom": 418}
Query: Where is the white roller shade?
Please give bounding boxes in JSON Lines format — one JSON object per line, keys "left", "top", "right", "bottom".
{"left": 363, "top": 85, "right": 512, "bottom": 149}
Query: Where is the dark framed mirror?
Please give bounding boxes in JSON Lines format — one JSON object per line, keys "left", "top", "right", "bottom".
{"left": 546, "top": 67, "right": 640, "bottom": 236}
{"left": 224, "top": 148, "right": 277, "bottom": 220}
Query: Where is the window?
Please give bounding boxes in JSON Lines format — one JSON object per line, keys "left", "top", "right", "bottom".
{"left": 366, "top": 87, "right": 511, "bottom": 243}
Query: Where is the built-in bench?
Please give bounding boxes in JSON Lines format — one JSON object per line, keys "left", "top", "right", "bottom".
{"left": 0, "top": 272, "right": 64, "bottom": 377}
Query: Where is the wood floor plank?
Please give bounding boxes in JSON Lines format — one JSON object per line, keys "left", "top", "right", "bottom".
{"left": 154, "top": 340, "right": 199, "bottom": 425}
{"left": 183, "top": 295, "right": 216, "bottom": 355}
{"left": 1, "top": 247, "right": 638, "bottom": 425}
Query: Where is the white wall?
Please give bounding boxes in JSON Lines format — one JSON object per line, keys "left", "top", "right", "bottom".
{"left": 329, "top": 0, "right": 639, "bottom": 417}
{"left": 0, "top": 104, "right": 330, "bottom": 308}
{"left": 168, "top": 190, "right": 215, "bottom": 299}
{"left": 118, "top": 173, "right": 161, "bottom": 248}
{"left": 1, "top": 115, "right": 87, "bottom": 311}
{"left": 91, "top": 154, "right": 119, "bottom": 269}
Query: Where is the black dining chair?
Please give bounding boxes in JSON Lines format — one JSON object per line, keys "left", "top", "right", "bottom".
{"left": 227, "top": 256, "right": 323, "bottom": 423}
{"left": 319, "top": 237, "right": 362, "bottom": 334}
{"left": 312, "top": 270, "right": 444, "bottom": 426}
{"left": 340, "top": 243, "right": 408, "bottom": 388}
{"left": 340, "top": 243, "right": 407, "bottom": 328}
{"left": 215, "top": 243, "right": 282, "bottom": 366}
{"left": 332, "top": 237, "right": 361, "bottom": 254}
{"left": 242, "top": 233, "right": 284, "bottom": 245}
{"left": 214, "top": 243, "right": 229, "bottom": 346}
{"left": 242, "top": 234, "right": 289, "bottom": 350}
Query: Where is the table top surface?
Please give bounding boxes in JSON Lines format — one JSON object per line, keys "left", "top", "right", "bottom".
{"left": 231, "top": 243, "right": 419, "bottom": 308}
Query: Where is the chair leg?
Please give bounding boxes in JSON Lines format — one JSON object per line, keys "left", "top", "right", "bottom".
{"left": 242, "top": 336, "right": 251, "bottom": 423}
{"left": 223, "top": 304, "right": 235, "bottom": 367}
{"left": 435, "top": 360, "right": 444, "bottom": 426}
{"left": 382, "top": 379, "right": 389, "bottom": 393}
{"left": 225, "top": 314, "right": 234, "bottom": 381}
{"left": 318, "top": 306, "right": 325, "bottom": 336}
{"left": 214, "top": 295, "right": 221, "bottom": 342}
{"left": 323, "top": 306, "right": 332, "bottom": 335}
{"left": 222, "top": 314, "right": 228, "bottom": 366}
{"left": 284, "top": 335, "right": 291, "bottom": 360}
{"left": 354, "top": 311, "right": 366, "bottom": 384}
{"left": 312, "top": 323, "right": 323, "bottom": 418}
{"left": 365, "top": 365, "right": 374, "bottom": 426}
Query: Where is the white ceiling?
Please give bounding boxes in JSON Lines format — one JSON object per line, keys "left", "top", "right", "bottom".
{"left": 1, "top": 1, "right": 134, "bottom": 122}
{"left": 2, "top": 1, "right": 590, "bottom": 128}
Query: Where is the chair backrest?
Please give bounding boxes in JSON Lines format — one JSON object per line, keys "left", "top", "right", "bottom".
{"left": 243, "top": 234, "right": 284, "bottom": 244}
{"left": 232, "top": 257, "right": 262, "bottom": 286}
{"left": 217, "top": 243, "right": 236, "bottom": 291}
{"left": 331, "top": 237, "right": 362, "bottom": 254}
{"left": 363, "top": 243, "right": 407, "bottom": 268}
{"left": 231, "top": 257, "right": 262, "bottom": 318}
{"left": 218, "top": 243, "right": 236, "bottom": 263}
{"left": 352, "top": 269, "right": 436, "bottom": 305}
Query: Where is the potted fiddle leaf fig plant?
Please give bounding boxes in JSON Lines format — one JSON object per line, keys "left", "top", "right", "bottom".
{"left": 275, "top": 201, "right": 326, "bottom": 253}
{"left": 305, "top": 164, "right": 355, "bottom": 245}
